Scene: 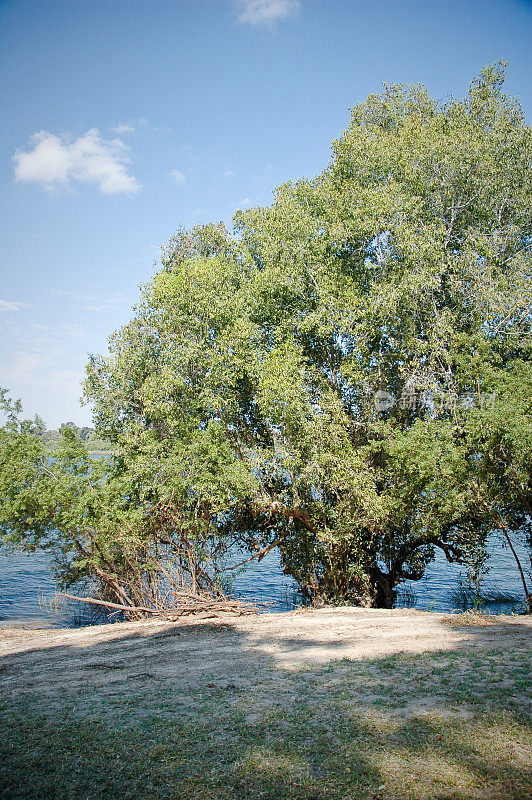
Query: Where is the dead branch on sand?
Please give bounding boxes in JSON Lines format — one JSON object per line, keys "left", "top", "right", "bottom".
{"left": 60, "top": 592, "right": 257, "bottom": 620}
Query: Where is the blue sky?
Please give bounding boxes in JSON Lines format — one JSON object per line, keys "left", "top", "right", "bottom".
{"left": 1, "top": 0, "right": 531, "bottom": 428}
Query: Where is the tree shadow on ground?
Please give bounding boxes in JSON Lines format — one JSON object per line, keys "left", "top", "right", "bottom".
{"left": 0, "top": 615, "right": 530, "bottom": 800}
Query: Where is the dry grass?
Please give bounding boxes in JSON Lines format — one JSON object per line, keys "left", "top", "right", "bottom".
{"left": 0, "top": 608, "right": 530, "bottom": 800}
{"left": 442, "top": 611, "right": 502, "bottom": 626}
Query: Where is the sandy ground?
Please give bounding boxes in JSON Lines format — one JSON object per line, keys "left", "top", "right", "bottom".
{"left": 1, "top": 607, "right": 530, "bottom": 709}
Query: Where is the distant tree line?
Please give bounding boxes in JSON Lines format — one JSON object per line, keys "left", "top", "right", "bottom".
{"left": 39, "top": 423, "right": 113, "bottom": 454}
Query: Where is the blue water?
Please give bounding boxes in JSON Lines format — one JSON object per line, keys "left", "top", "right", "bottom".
{"left": 0, "top": 535, "right": 529, "bottom": 627}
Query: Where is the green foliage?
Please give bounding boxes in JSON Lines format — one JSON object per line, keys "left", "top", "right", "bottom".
{"left": 82, "top": 63, "right": 531, "bottom": 608}
{"left": 1, "top": 64, "right": 530, "bottom": 610}
{"left": 0, "top": 387, "right": 252, "bottom": 612}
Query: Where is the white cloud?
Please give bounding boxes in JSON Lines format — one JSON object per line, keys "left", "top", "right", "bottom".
{"left": 223, "top": 168, "right": 236, "bottom": 179}
{"left": 110, "top": 123, "right": 136, "bottom": 135}
{"left": 13, "top": 129, "right": 141, "bottom": 194}
{"left": 234, "top": 197, "right": 252, "bottom": 208}
{"left": 236, "top": 0, "right": 300, "bottom": 26}
{"left": 170, "top": 169, "right": 186, "bottom": 185}
{"left": 50, "top": 289, "right": 132, "bottom": 313}
{"left": 0, "top": 300, "right": 29, "bottom": 312}
{"left": 0, "top": 351, "right": 81, "bottom": 390}
{"left": 111, "top": 119, "right": 158, "bottom": 134}
{"left": 7, "top": 352, "right": 48, "bottom": 376}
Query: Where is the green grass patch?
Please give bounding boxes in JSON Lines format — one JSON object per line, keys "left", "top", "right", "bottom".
{"left": 1, "top": 648, "right": 530, "bottom": 800}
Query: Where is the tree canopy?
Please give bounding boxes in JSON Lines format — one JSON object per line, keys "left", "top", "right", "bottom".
{"left": 2, "top": 64, "right": 531, "bottom": 611}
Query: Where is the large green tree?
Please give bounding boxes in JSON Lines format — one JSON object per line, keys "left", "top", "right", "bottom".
{"left": 82, "top": 64, "right": 531, "bottom": 608}
{"left": 2, "top": 64, "right": 530, "bottom": 611}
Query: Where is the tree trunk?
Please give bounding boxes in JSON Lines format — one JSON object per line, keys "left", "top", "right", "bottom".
{"left": 373, "top": 572, "right": 397, "bottom": 609}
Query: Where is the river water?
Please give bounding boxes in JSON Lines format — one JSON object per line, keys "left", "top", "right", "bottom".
{"left": 0, "top": 534, "right": 529, "bottom": 627}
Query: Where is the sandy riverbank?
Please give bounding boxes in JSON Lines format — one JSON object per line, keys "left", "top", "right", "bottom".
{"left": 1, "top": 607, "right": 531, "bottom": 799}
{"left": 1, "top": 606, "right": 530, "bottom": 707}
